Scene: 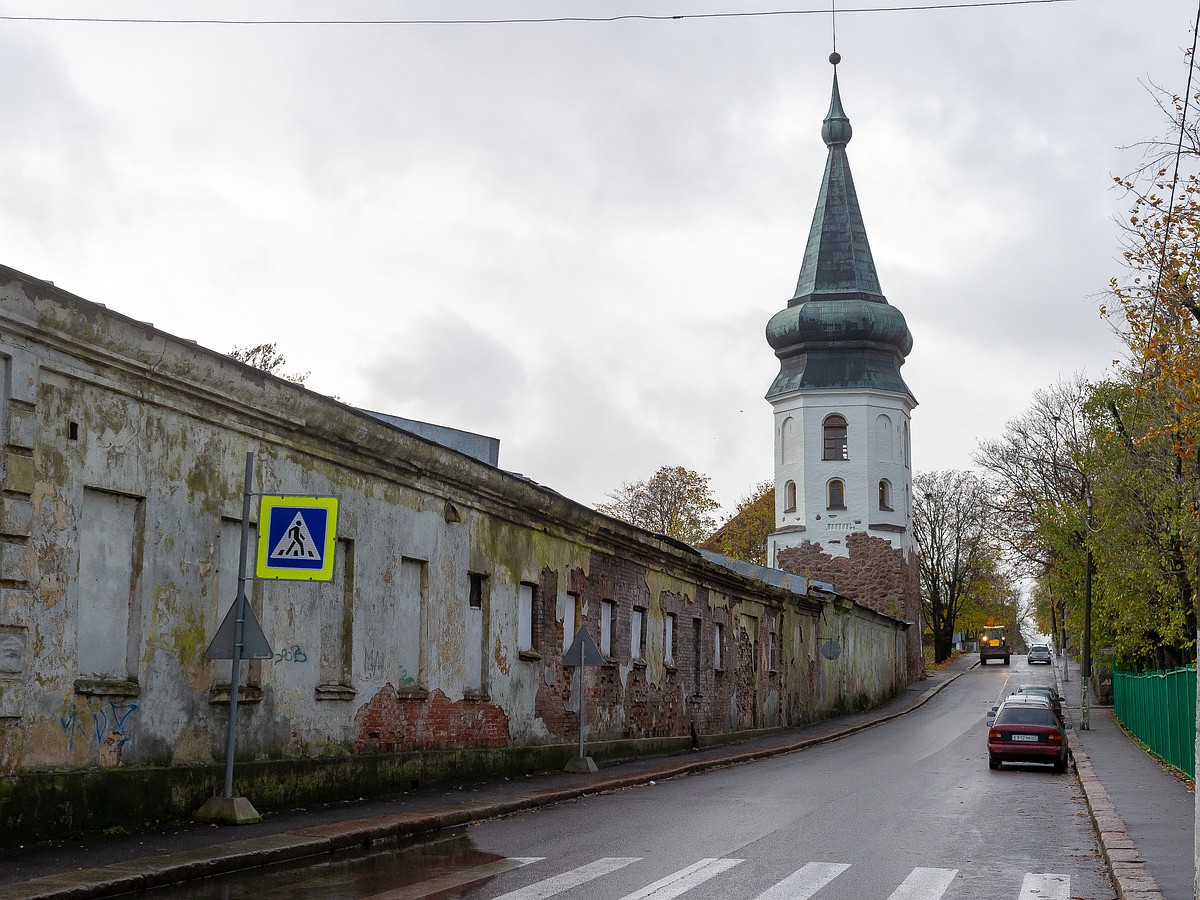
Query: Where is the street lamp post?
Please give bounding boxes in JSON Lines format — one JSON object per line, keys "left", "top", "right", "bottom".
{"left": 1081, "top": 492, "right": 1093, "bottom": 730}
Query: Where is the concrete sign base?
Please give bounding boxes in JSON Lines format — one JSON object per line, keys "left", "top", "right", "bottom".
{"left": 563, "top": 756, "right": 598, "bottom": 774}
{"left": 194, "top": 795, "right": 263, "bottom": 826}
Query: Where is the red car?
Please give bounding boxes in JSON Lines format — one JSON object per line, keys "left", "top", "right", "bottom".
{"left": 987, "top": 699, "right": 1071, "bottom": 772}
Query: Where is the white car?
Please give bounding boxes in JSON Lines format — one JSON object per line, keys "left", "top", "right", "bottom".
{"left": 1027, "top": 644, "right": 1054, "bottom": 665}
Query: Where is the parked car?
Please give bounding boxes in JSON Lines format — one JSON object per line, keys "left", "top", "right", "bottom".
{"left": 988, "top": 692, "right": 1058, "bottom": 722}
{"left": 1028, "top": 644, "right": 1053, "bottom": 665}
{"left": 1012, "top": 684, "right": 1064, "bottom": 717}
{"left": 986, "top": 699, "right": 1071, "bottom": 772}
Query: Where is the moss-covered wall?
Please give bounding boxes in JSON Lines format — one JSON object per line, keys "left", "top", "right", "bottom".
{"left": 0, "top": 265, "right": 909, "bottom": 843}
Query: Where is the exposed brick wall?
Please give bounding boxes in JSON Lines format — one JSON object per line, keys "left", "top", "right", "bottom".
{"left": 776, "top": 532, "right": 924, "bottom": 681}
{"left": 519, "top": 550, "right": 781, "bottom": 744}
{"left": 354, "top": 687, "right": 510, "bottom": 753}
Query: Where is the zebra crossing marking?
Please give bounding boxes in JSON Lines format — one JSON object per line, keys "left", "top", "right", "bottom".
{"left": 362, "top": 856, "right": 542, "bottom": 900}
{"left": 1018, "top": 873, "right": 1070, "bottom": 899}
{"left": 885, "top": 866, "right": 958, "bottom": 900}
{"left": 493, "top": 857, "right": 641, "bottom": 900}
{"left": 616, "top": 857, "right": 744, "bottom": 900}
{"left": 750, "top": 861, "right": 851, "bottom": 900}
{"left": 370, "top": 855, "right": 1076, "bottom": 899}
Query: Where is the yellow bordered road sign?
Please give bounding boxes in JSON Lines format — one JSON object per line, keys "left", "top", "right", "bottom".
{"left": 256, "top": 496, "right": 339, "bottom": 581}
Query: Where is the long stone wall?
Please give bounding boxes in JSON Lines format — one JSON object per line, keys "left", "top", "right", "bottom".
{"left": 0, "top": 265, "right": 909, "bottom": 842}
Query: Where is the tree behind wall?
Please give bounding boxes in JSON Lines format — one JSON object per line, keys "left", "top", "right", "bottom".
{"left": 228, "top": 342, "right": 310, "bottom": 385}
{"left": 913, "top": 470, "right": 1002, "bottom": 663}
{"left": 596, "top": 465, "right": 720, "bottom": 545}
{"left": 701, "top": 480, "right": 774, "bottom": 566}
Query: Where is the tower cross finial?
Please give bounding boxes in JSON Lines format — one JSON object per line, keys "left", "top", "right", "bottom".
{"left": 831, "top": 0, "right": 838, "bottom": 57}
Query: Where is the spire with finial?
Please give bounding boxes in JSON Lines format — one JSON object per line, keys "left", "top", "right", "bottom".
{"left": 765, "top": 54, "right": 914, "bottom": 401}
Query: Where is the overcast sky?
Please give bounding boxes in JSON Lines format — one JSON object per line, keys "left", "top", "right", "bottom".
{"left": 0, "top": 0, "right": 1191, "bottom": 516}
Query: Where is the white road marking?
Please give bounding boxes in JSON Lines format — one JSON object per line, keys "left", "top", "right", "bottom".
{"left": 493, "top": 857, "right": 642, "bottom": 899}
{"left": 362, "top": 856, "right": 542, "bottom": 900}
{"left": 1018, "top": 872, "right": 1071, "bottom": 899}
{"left": 885, "top": 867, "right": 958, "bottom": 900}
{"left": 751, "top": 861, "right": 851, "bottom": 900}
{"left": 617, "top": 857, "right": 745, "bottom": 900}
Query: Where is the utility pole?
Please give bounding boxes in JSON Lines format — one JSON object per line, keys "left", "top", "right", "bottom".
{"left": 1081, "top": 492, "right": 1093, "bottom": 730}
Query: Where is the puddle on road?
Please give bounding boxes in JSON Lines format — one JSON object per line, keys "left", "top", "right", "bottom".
{"left": 144, "top": 830, "right": 507, "bottom": 900}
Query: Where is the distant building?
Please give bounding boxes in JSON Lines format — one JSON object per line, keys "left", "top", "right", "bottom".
{"left": 763, "top": 56, "right": 923, "bottom": 678}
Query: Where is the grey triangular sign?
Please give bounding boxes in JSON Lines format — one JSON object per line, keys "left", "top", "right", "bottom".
{"left": 562, "top": 626, "right": 605, "bottom": 668}
{"left": 204, "top": 598, "right": 274, "bottom": 660}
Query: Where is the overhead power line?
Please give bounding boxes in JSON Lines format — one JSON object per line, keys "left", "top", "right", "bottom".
{"left": 0, "top": 0, "right": 1081, "bottom": 27}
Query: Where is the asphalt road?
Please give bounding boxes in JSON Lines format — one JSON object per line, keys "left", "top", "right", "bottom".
{"left": 148, "top": 657, "right": 1115, "bottom": 899}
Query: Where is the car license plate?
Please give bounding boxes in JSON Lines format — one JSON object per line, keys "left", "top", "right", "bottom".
{"left": 1011, "top": 734, "right": 1039, "bottom": 742}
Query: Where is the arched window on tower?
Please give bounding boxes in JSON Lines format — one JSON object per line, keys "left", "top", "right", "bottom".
{"left": 784, "top": 480, "right": 797, "bottom": 512}
{"left": 879, "top": 479, "right": 893, "bottom": 511}
{"left": 823, "top": 414, "right": 848, "bottom": 460}
{"left": 827, "top": 479, "right": 845, "bottom": 510}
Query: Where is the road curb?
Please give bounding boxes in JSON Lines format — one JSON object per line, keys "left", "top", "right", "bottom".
{"left": 0, "top": 665, "right": 971, "bottom": 898}
{"left": 1070, "top": 739, "right": 1165, "bottom": 900}
{"left": 1053, "top": 667, "right": 1165, "bottom": 900}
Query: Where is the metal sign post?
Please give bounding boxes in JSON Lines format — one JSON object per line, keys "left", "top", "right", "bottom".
{"left": 195, "top": 458, "right": 340, "bottom": 825}
{"left": 196, "top": 452, "right": 270, "bottom": 825}
{"left": 562, "top": 626, "right": 605, "bottom": 774}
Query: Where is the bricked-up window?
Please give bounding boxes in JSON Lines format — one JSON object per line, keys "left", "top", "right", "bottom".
{"left": 878, "top": 479, "right": 893, "bottom": 511}
{"left": 561, "top": 592, "right": 579, "bottom": 656}
{"left": 78, "top": 488, "right": 144, "bottom": 682}
{"left": 713, "top": 622, "right": 724, "bottom": 670}
{"left": 823, "top": 414, "right": 849, "bottom": 460}
{"left": 398, "top": 558, "right": 427, "bottom": 690}
{"left": 218, "top": 519, "right": 262, "bottom": 688}
{"left": 784, "top": 481, "right": 797, "bottom": 513}
{"left": 692, "top": 618, "right": 703, "bottom": 685}
{"left": 318, "top": 538, "right": 355, "bottom": 692}
{"left": 664, "top": 614, "right": 676, "bottom": 666}
{"left": 631, "top": 606, "right": 645, "bottom": 659}
{"left": 600, "top": 600, "right": 615, "bottom": 657}
{"left": 464, "top": 567, "right": 485, "bottom": 694}
{"left": 518, "top": 583, "right": 536, "bottom": 652}
{"left": 827, "top": 479, "right": 846, "bottom": 510}
{"left": 768, "top": 630, "right": 778, "bottom": 672}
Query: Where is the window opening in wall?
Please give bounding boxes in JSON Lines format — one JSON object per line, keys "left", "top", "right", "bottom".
{"left": 68, "top": 421, "right": 79, "bottom": 441}
{"left": 692, "top": 618, "right": 703, "bottom": 687}
{"left": 631, "top": 606, "right": 645, "bottom": 659}
{"left": 714, "top": 622, "right": 724, "bottom": 670}
{"left": 600, "top": 599, "right": 614, "bottom": 657}
{"left": 823, "top": 414, "right": 849, "bottom": 460}
{"left": 827, "top": 479, "right": 845, "bottom": 510}
{"left": 664, "top": 613, "right": 676, "bottom": 666}
{"left": 768, "top": 630, "right": 778, "bottom": 672}
{"left": 469, "top": 573, "right": 485, "bottom": 609}
{"left": 879, "top": 479, "right": 893, "bottom": 511}
{"left": 518, "top": 583, "right": 536, "bottom": 653}
{"left": 784, "top": 481, "right": 797, "bottom": 513}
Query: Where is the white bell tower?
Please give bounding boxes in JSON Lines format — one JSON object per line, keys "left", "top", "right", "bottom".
{"left": 764, "top": 54, "right": 917, "bottom": 571}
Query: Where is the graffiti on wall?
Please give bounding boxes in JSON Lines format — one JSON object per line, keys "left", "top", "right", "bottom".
{"left": 59, "top": 698, "right": 139, "bottom": 765}
{"left": 273, "top": 645, "right": 308, "bottom": 663}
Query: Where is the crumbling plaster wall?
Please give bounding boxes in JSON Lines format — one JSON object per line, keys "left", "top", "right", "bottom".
{"left": 0, "top": 268, "right": 909, "bottom": 787}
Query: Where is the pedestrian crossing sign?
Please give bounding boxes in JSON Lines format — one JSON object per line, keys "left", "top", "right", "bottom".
{"left": 256, "top": 495, "right": 339, "bottom": 581}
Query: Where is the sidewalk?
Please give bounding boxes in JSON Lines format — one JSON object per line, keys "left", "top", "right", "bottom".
{"left": 1056, "top": 657, "right": 1195, "bottom": 900}
{"left": 0, "top": 652, "right": 1184, "bottom": 899}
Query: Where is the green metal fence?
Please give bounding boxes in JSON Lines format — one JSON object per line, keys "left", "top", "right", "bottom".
{"left": 1112, "top": 665, "right": 1196, "bottom": 780}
